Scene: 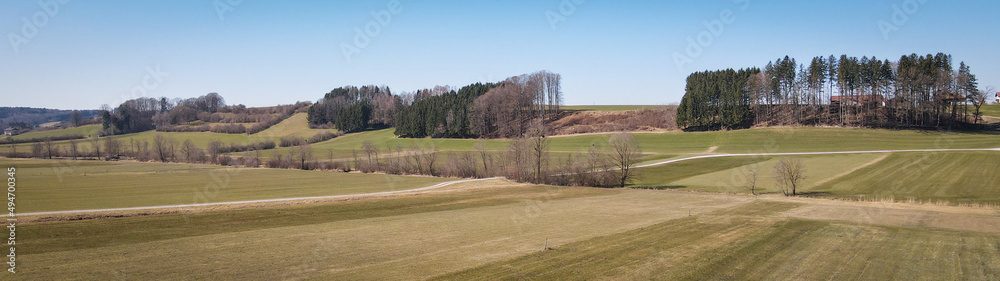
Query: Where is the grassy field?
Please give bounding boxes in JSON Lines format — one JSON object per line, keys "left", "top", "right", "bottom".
{"left": 969, "top": 104, "right": 1000, "bottom": 118}
{"left": 634, "top": 151, "right": 1000, "bottom": 205}
{"left": 4, "top": 158, "right": 450, "bottom": 212}
{"left": 813, "top": 151, "right": 1000, "bottom": 205}
{"left": 4, "top": 125, "right": 998, "bottom": 159}
{"left": 560, "top": 105, "right": 672, "bottom": 112}
{"left": 1, "top": 129, "right": 282, "bottom": 154}
{"left": 15, "top": 188, "right": 1000, "bottom": 280}
{"left": 7, "top": 124, "right": 101, "bottom": 140}
{"left": 251, "top": 112, "right": 338, "bottom": 138}
{"left": 240, "top": 126, "right": 1000, "bottom": 163}
{"left": 437, "top": 206, "right": 1000, "bottom": 280}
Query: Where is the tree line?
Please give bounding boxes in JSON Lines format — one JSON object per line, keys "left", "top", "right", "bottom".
{"left": 307, "top": 85, "right": 401, "bottom": 133}
{"left": 394, "top": 70, "right": 563, "bottom": 138}
{"left": 678, "top": 53, "right": 989, "bottom": 130}
{"left": 101, "top": 93, "right": 309, "bottom": 135}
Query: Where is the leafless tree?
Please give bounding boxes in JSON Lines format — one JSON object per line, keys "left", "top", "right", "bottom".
{"left": 68, "top": 139, "right": 79, "bottom": 160}
{"left": 153, "top": 134, "right": 171, "bottom": 162}
{"left": 43, "top": 138, "right": 55, "bottom": 159}
{"left": 361, "top": 140, "right": 379, "bottom": 167}
{"left": 90, "top": 137, "right": 102, "bottom": 160}
{"left": 970, "top": 86, "right": 995, "bottom": 124}
{"left": 474, "top": 140, "right": 491, "bottom": 176}
{"left": 422, "top": 145, "right": 439, "bottom": 176}
{"left": 180, "top": 139, "right": 196, "bottom": 163}
{"left": 104, "top": 138, "right": 122, "bottom": 160}
{"left": 528, "top": 124, "right": 549, "bottom": 184}
{"left": 297, "top": 142, "right": 313, "bottom": 170}
{"left": 70, "top": 110, "right": 83, "bottom": 127}
{"left": 774, "top": 158, "right": 806, "bottom": 196}
{"left": 609, "top": 132, "right": 642, "bottom": 187}
{"left": 31, "top": 142, "right": 44, "bottom": 158}
{"left": 207, "top": 140, "right": 223, "bottom": 163}
{"left": 744, "top": 164, "right": 760, "bottom": 196}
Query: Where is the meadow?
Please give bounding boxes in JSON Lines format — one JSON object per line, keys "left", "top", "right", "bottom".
{"left": 13, "top": 184, "right": 1000, "bottom": 280}
{"left": 4, "top": 158, "right": 449, "bottom": 212}
{"left": 7, "top": 124, "right": 101, "bottom": 140}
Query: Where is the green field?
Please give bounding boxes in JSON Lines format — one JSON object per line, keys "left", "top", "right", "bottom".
{"left": 437, "top": 210, "right": 1000, "bottom": 280}
{"left": 251, "top": 112, "right": 338, "bottom": 138}
{"left": 979, "top": 104, "right": 1000, "bottom": 118}
{"left": 4, "top": 158, "right": 449, "bottom": 212}
{"left": 15, "top": 188, "right": 1000, "bottom": 280}
{"left": 243, "top": 126, "right": 1000, "bottom": 163}
{"left": 635, "top": 151, "right": 1000, "bottom": 205}
{"left": 560, "top": 105, "right": 672, "bottom": 112}
{"left": 7, "top": 124, "right": 101, "bottom": 140}
{"left": 813, "top": 151, "right": 1000, "bottom": 205}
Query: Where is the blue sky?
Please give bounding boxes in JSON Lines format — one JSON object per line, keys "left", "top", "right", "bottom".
{"left": 2, "top": 0, "right": 998, "bottom": 109}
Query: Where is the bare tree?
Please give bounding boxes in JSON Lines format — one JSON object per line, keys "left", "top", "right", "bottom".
{"left": 970, "top": 86, "right": 994, "bottom": 124}
{"left": 474, "top": 140, "right": 491, "bottom": 176}
{"left": 774, "top": 158, "right": 806, "bottom": 196}
{"left": 31, "top": 142, "right": 43, "bottom": 158}
{"left": 104, "top": 138, "right": 122, "bottom": 160}
{"left": 361, "top": 141, "right": 379, "bottom": 167}
{"left": 68, "top": 139, "right": 79, "bottom": 160}
{"left": 744, "top": 164, "right": 760, "bottom": 196}
{"left": 422, "top": 145, "right": 439, "bottom": 176}
{"left": 70, "top": 110, "right": 83, "bottom": 127}
{"left": 528, "top": 124, "right": 549, "bottom": 184}
{"left": 609, "top": 132, "right": 641, "bottom": 187}
{"left": 90, "top": 137, "right": 102, "bottom": 160}
{"left": 207, "top": 140, "right": 223, "bottom": 164}
{"left": 43, "top": 138, "right": 55, "bottom": 159}
{"left": 153, "top": 134, "right": 170, "bottom": 162}
{"left": 297, "top": 142, "right": 313, "bottom": 170}
{"left": 180, "top": 139, "right": 197, "bottom": 163}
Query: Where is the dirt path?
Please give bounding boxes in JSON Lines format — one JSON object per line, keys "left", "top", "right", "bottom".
{"left": 635, "top": 147, "right": 1000, "bottom": 169}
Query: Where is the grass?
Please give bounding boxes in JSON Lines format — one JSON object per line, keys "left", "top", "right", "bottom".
{"left": 667, "top": 153, "right": 887, "bottom": 193}
{"left": 4, "top": 125, "right": 998, "bottom": 159}
{"left": 632, "top": 156, "right": 773, "bottom": 189}
{"left": 7, "top": 124, "right": 101, "bottom": 140}
{"left": 560, "top": 105, "right": 671, "bottom": 112}
{"left": 434, "top": 202, "right": 1000, "bottom": 280}
{"left": 14, "top": 180, "right": 1000, "bottom": 280}
{"left": 251, "top": 112, "right": 337, "bottom": 138}
{"left": 13, "top": 187, "right": 751, "bottom": 280}
{"left": 1, "top": 129, "right": 282, "bottom": 154}
{"left": 634, "top": 151, "right": 1000, "bottom": 205}
{"left": 813, "top": 151, "right": 1000, "bottom": 205}
{"left": 4, "top": 158, "right": 450, "bottom": 212}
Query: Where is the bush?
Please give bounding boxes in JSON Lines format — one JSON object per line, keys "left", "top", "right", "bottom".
{"left": 307, "top": 131, "right": 343, "bottom": 143}
{"left": 279, "top": 136, "right": 307, "bottom": 147}
{"left": 210, "top": 123, "right": 247, "bottom": 134}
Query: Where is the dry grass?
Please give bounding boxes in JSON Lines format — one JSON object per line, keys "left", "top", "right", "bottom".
{"left": 546, "top": 108, "right": 677, "bottom": 135}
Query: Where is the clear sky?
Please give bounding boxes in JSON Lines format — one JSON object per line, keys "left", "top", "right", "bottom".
{"left": 2, "top": 0, "right": 998, "bottom": 110}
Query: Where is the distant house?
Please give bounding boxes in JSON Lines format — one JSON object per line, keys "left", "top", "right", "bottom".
{"left": 3, "top": 127, "right": 17, "bottom": 136}
{"left": 831, "top": 95, "right": 886, "bottom": 107}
